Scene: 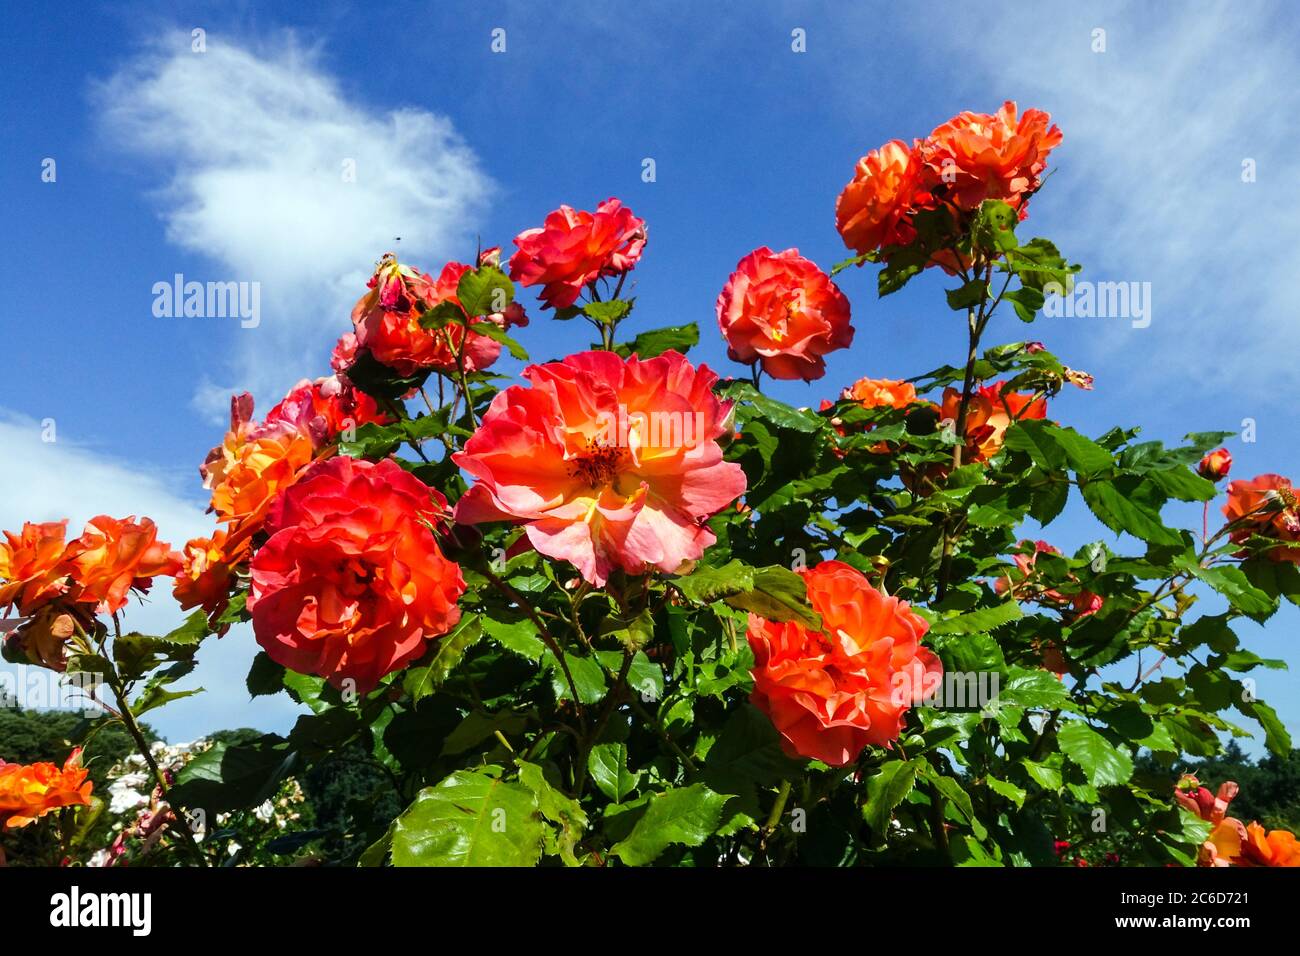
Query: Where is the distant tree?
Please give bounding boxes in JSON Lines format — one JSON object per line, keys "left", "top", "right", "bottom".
{"left": 0, "top": 690, "right": 159, "bottom": 791}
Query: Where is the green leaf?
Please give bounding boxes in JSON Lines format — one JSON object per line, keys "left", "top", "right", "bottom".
{"left": 673, "top": 559, "right": 754, "bottom": 603}
{"left": 391, "top": 767, "right": 545, "bottom": 867}
{"left": 1178, "top": 561, "right": 1276, "bottom": 619}
{"left": 482, "top": 615, "right": 547, "bottom": 661}
{"left": 863, "top": 759, "right": 920, "bottom": 835}
{"left": 723, "top": 381, "right": 822, "bottom": 433}
{"left": 402, "top": 615, "right": 485, "bottom": 701}
{"left": 245, "top": 652, "right": 285, "bottom": 697}
{"left": 544, "top": 652, "right": 606, "bottom": 705}
{"left": 986, "top": 776, "right": 1027, "bottom": 808}
{"left": 1004, "top": 420, "right": 1110, "bottom": 476}
{"left": 724, "top": 565, "right": 821, "bottom": 630}
{"left": 516, "top": 760, "right": 588, "bottom": 866}
{"left": 1082, "top": 480, "right": 1183, "bottom": 546}
{"left": 616, "top": 322, "right": 699, "bottom": 359}
{"left": 160, "top": 610, "right": 211, "bottom": 646}
{"left": 703, "top": 703, "right": 803, "bottom": 792}
{"left": 588, "top": 742, "right": 642, "bottom": 804}
{"left": 993, "top": 668, "right": 1070, "bottom": 710}
{"left": 584, "top": 299, "right": 633, "bottom": 325}
{"left": 168, "top": 737, "right": 294, "bottom": 812}
{"left": 972, "top": 199, "right": 1019, "bottom": 253}
{"left": 928, "top": 600, "right": 1021, "bottom": 636}
{"left": 1237, "top": 699, "right": 1292, "bottom": 757}
{"left": 610, "top": 784, "right": 729, "bottom": 866}
{"left": 945, "top": 279, "right": 988, "bottom": 311}
{"left": 417, "top": 299, "right": 466, "bottom": 330}
{"left": 1149, "top": 466, "right": 1218, "bottom": 502}
{"left": 455, "top": 265, "right": 514, "bottom": 317}
{"left": 1056, "top": 721, "right": 1134, "bottom": 787}
{"left": 923, "top": 766, "right": 987, "bottom": 839}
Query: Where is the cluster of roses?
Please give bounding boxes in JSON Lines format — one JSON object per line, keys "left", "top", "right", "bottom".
{"left": 7, "top": 100, "right": 1300, "bottom": 837}
{"left": 715, "top": 102, "right": 1061, "bottom": 384}
{"left": 0, "top": 515, "right": 184, "bottom": 670}
{"left": 1175, "top": 775, "right": 1300, "bottom": 867}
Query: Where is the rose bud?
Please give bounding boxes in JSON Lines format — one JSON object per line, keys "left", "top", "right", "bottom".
{"left": 1197, "top": 447, "right": 1232, "bottom": 482}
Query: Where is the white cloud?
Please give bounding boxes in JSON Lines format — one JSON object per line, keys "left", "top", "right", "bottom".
{"left": 0, "top": 410, "right": 304, "bottom": 743}
{"left": 917, "top": 1, "right": 1300, "bottom": 392}
{"left": 94, "top": 32, "right": 492, "bottom": 419}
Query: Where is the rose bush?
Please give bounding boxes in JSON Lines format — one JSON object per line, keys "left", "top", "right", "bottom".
{"left": 3, "top": 102, "right": 1298, "bottom": 868}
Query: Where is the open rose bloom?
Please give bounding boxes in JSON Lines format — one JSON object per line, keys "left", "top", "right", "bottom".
{"left": 836, "top": 102, "right": 1061, "bottom": 262}
{"left": 0, "top": 520, "right": 72, "bottom": 615}
{"left": 0, "top": 749, "right": 93, "bottom": 830}
{"left": 716, "top": 247, "right": 853, "bottom": 381}
{"left": 1222, "top": 473, "right": 1300, "bottom": 562}
{"left": 509, "top": 198, "right": 646, "bottom": 310}
{"left": 453, "top": 350, "right": 746, "bottom": 586}
{"left": 746, "top": 561, "right": 941, "bottom": 766}
{"left": 248, "top": 457, "right": 466, "bottom": 693}
{"left": 835, "top": 140, "right": 930, "bottom": 255}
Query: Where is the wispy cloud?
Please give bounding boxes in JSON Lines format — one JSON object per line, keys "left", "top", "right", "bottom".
{"left": 0, "top": 410, "right": 303, "bottom": 741}
{"left": 913, "top": 1, "right": 1300, "bottom": 394}
{"left": 94, "top": 32, "right": 492, "bottom": 419}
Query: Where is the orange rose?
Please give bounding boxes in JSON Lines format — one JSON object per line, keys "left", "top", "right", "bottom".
{"left": 843, "top": 376, "right": 919, "bottom": 409}
{"left": 1222, "top": 473, "right": 1300, "bottom": 563}
{"left": 453, "top": 350, "right": 746, "bottom": 587}
{"left": 262, "top": 375, "right": 392, "bottom": 449}
{"left": 0, "top": 749, "right": 93, "bottom": 830}
{"left": 248, "top": 457, "right": 466, "bottom": 693}
{"left": 922, "top": 101, "right": 1062, "bottom": 214}
{"left": 173, "top": 529, "right": 251, "bottom": 633}
{"left": 746, "top": 560, "right": 941, "bottom": 766}
{"left": 716, "top": 247, "right": 853, "bottom": 382}
{"left": 941, "top": 381, "right": 1047, "bottom": 464}
{"left": 1241, "top": 823, "right": 1300, "bottom": 867}
{"left": 0, "top": 520, "right": 72, "bottom": 616}
{"left": 1200, "top": 818, "right": 1300, "bottom": 867}
{"left": 1197, "top": 447, "right": 1232, "bottom": 482}
{"left": 508, "top": 198, "right": 647, "bottom": 310}
{"left": 64, "top": 516, "right": 182, "bottom": 615}
{"left": 203, "top": 397, "right": 318, "bottom": 545}
{"left": 835, "top": 139, "right": 931, "bottom": 255}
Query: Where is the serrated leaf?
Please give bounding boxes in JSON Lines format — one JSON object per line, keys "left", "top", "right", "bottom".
{"left": 863, "top": 759, "right": 920, "bottom": 835}
{"left": 391, "top": 767, "right": 544, "bottom": 867}
{"left": 403, "top": 615, "right": 484, "bottom": 701}
{"left": 610, "top": 784, "right": 729, "bottom": 866}
{"left": 588, "top": 742, "right": 642, "bottom": 803}
{"left": 1057, "top": 721, "right": 1133, "bottom": 787}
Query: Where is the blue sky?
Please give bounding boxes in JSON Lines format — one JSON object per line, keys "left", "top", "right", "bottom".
{"left": 2, "top": 1, "right": 1297, "bottom": 746}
